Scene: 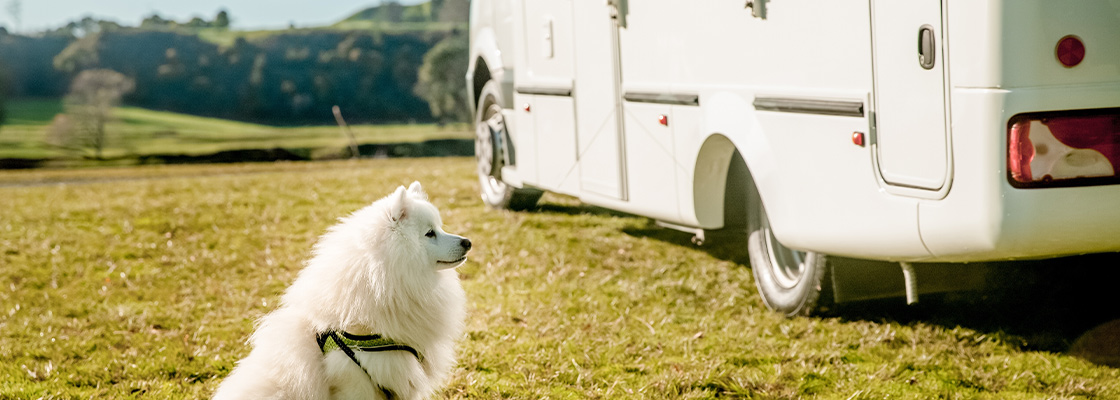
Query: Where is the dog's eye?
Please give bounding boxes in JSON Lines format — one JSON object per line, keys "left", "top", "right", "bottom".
{"left": 425, "top": 229, "right": 436, "bottom": 238}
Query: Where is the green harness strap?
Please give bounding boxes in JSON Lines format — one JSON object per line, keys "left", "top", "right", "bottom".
{"left": 316, "top": 331, "right": 419, "bottom": 400}
{"left": 316, "top": 331, "right": 424, "bottom": 363}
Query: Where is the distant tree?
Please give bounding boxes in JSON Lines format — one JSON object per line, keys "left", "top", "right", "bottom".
{"left": 414, "top": 34, "right": 469, "bottom": 123}
{"left": 53, "top": 33, "right": 100, "bottom": 73}
{"left": 46, "top": 113, "right": 74, "bottom": 147}
{"left": 42, "top": 22, "right": 77, "bottom": 38}
{"left": 382, "top": 2, "right": 405, "bottom": 22}
{"left": 214, "top": 10, "right": 230, "bottom": 29}
{"left": 43, "top": 17, "right": 121, "bottom": 38}
{"left": 98, "top": 20, "right": 122, "bottom": 33}
{"left": 39, "top": 28, "right": 446, "bottom": 124}
{"left": 186, "top": 17, "right": 209, "bottom": 28}
{"left": 0, "top": 34, "right": 71, "bottom": 96}
{"left": 47, "top": 69, "right": 135, "bottom": 159}
{"left": 5, "top": 0, "right": 19, "bottom": 32}
{"left": 77, "top": 17, "right": 100, "bottom": 35}
{"left": 0, "top": 65, "right": 7, "bottom": 132}
{"left": 436, "top": 0, "right": 469, "bottom": 23}
{"left": 140, "top": 14, "right": 172, "bottom": 29}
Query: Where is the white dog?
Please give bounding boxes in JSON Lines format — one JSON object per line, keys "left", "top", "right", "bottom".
{"left": 214, "top": 182, "right": 469, "bottom": 400}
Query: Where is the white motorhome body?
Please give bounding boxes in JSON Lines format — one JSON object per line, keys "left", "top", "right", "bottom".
{"left": 468, "top": 0, "right": 1120, "bottom": 314}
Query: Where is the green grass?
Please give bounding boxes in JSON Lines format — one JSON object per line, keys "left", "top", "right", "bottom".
{"left": 0, "top": 158, "right": 1117, "bottom": 399}
{"left": 0, "top": 98, "right": 470, "bottom": 160}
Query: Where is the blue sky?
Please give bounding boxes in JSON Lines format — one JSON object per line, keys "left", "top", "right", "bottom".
{"left": 1, "top": 0, "right": 424, "bottom": 33}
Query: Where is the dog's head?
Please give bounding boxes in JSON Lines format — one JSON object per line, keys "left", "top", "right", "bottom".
{"left": 345, "top": 181, "right": 472, "bottom": 273}
{"left": 387, "top": 182, "right": 471, "bottom": 270}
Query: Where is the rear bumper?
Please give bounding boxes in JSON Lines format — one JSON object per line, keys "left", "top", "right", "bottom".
{"left": 918, "top": 84, "right": 1120, "bottom": 261}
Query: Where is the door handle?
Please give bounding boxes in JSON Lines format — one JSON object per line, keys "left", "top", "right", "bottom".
{"left": 607, "top": 0, "right": 627, "bottom": 27}
{"left": 918, "top": 25, "right": 935, "bottom": 69}
{"left": 745, "top": 0, "right": 767, "bottom": 19}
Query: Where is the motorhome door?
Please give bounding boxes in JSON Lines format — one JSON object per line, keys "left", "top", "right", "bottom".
{"left": 571, "top": 0, "right": 627, "bottom": 200}
{"left": 871, "top": 0, "right": 950, "bottom": 191}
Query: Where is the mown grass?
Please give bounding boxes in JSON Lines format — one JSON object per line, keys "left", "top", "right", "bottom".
{"left": 0, "top": 98, "right": 470, "bottom": 160}
{"left": 0, "top": 158, "right": 1117, "bottom": 399}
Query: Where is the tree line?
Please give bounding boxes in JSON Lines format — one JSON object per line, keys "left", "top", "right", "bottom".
{"left": 0, "top": 12, "right": 468, "bottom": 126}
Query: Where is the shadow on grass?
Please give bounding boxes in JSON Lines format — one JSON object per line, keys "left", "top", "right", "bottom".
{"left": 832, "top": 255, "right": 1120, "bottom": 356}
{"left": 620, "top": 222, "right": 753, "bottom": 265}
{"left": 532, "top": 201, "right": 638, "bottom": 219}
{"left": 619, "top": 218, "right": 1120, "bottom": 365}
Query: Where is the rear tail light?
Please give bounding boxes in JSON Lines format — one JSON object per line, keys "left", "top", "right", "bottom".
{"left": 1008, "top": 108, "right": 1120, "bottom": 188}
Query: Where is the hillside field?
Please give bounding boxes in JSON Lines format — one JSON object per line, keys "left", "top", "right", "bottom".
{"left": 0, "top": 99, "right": 471, "bottom": 162}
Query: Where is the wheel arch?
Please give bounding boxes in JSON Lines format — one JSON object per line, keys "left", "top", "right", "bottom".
{"left": 692, "top": 134, "right": 740, "bottom": 229}
{"left": 468, "top": 27, "right": 508, "bottom": 114}
{"left": 690, "top": 91, "right": 777, "bottom": 231}
{"left": 470, "top": 57, "right": 492, "bottom": 115}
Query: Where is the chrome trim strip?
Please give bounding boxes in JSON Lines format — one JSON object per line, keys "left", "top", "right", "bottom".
{"left": 752, "top": 96, "right": 864, "bottom": 117}
{"left": 622, "top": 92, "right": 700, "bottom": 106}
{"left": 515, "top": 86, "right": 572, "bottom": 96}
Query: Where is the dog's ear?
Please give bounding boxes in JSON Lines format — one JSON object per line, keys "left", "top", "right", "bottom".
{"left": 388, "top": 185, "right": 409, "bottom": 223}
{"left": 407, "top": 181, "right": 428, "bottom": 201}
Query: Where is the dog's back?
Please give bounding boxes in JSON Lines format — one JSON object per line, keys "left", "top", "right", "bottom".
{"left": 213, "top": 308, "right": 329, "bottom": 399}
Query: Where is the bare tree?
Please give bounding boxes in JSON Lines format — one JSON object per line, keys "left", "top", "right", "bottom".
{"left": 5, "top": 0, "right": 19, "bottom": 32}
{"left": 46, "top": 114, "right": 75, "bottom": 149}
{"left": 47, "top": 69, "right": 135, "bottom": 159}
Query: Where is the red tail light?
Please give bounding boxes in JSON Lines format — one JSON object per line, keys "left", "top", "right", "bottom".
{"left": 1008, "top": 108, "right": 1120, "bottom": 188}
{"left": 1008, "top": 117, "right": 1035, "bottom": 183}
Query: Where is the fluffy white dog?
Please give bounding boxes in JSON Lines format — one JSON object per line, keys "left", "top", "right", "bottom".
{"left": 214, "top": 182, "right": 469, "bottom": 400}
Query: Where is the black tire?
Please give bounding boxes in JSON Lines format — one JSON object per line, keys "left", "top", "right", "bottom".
{"left": 474, "top": 80, "right": 543, "bottom": 210}
{"left": 745, "top": 175, "right": 832, "bottom": 317}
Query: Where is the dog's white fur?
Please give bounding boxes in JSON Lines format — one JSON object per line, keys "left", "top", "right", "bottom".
{"left": 213, "top": 182, "right": 468, "bottom": 400}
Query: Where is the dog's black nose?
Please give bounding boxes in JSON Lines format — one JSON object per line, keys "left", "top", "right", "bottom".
{"left": 460, "top": 238, "right": 472, "bottom": 250}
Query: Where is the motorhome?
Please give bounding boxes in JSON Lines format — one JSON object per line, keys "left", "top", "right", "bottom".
{"left": 467, "top": 0, "right": 1120, "bottom": 315}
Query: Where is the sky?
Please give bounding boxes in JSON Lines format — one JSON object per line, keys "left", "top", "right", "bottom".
{"left": 0, "top": 0, "right": 425, "bottom": 34}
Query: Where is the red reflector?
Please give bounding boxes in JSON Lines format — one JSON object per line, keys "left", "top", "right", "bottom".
{"left": 1008, "top": 108, "right": 1120, "bottom": 188}
{"left": 1056, "top": 35, "right": 1085, "bottom": 68}
{"left": 658, "top": 114, "right": 668, "bottom": 126}
{"left": 852, "top": 131, "right": 865, "bottom": 147}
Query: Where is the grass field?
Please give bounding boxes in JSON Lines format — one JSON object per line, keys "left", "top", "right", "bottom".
{"left": 1, "top": 158, "right": 1118, "bottom": 399}
{"left": 0, "top": 98, "right": 471, "bottom": 161}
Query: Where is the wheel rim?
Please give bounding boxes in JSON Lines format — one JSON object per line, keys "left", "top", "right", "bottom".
{"left": 475, "top": 102, "right": 508, "bottom": 200}
{"left": 761, "top": 210, "right": 808, "bottom": 290}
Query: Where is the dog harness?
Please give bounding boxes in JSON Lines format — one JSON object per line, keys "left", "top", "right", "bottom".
{"left": 316, "top": 331, "right": 424, "bottom": 362}
{"left": 316, "top": 331, "right": 424, "bottom": 399}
